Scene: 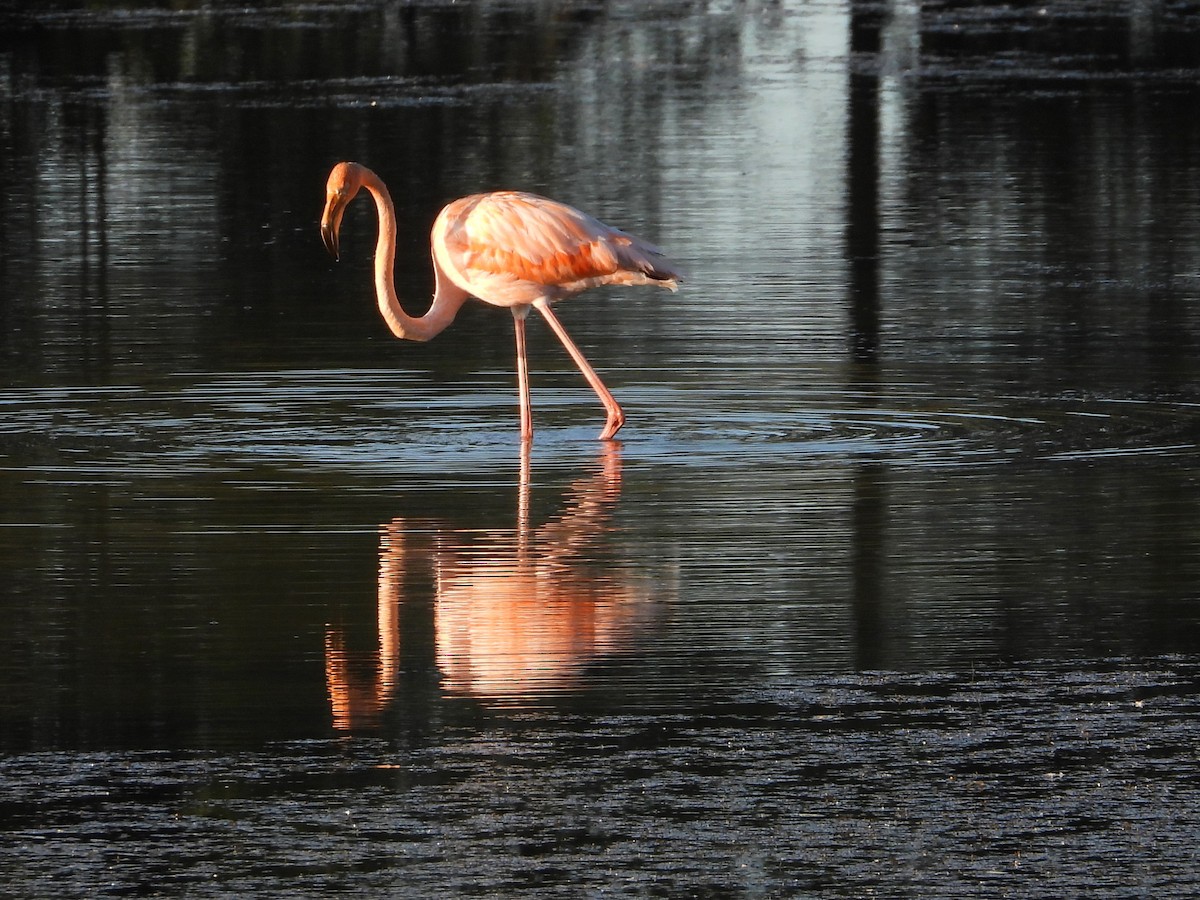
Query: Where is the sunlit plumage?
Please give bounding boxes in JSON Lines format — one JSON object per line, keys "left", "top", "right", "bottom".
{"left": 320, "top": 161, "right": 682, "bottom": 441}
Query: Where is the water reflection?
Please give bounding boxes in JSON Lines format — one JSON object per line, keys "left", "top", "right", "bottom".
{"left": 326, "top": 443, "right": 663, "bottom": 728}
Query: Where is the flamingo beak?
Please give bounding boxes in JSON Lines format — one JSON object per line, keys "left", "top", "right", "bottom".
{"left": 321, "top": 194, "right": 345, "bottom": 260}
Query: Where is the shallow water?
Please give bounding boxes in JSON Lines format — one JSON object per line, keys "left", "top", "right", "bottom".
{"left": 3, "top": 1, "right": 1200, "bottom": 896}
{"left": 6, "top": 659, "right": 1200, "bottom": 897}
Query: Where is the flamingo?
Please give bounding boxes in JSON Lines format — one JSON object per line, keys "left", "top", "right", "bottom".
{"left": 320, "top": 161, "right": 682, "bottom": 442}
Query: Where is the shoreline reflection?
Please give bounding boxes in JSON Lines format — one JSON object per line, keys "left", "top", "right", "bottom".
{"left": 326, "top": 443, "right": 666, "bottom": 729}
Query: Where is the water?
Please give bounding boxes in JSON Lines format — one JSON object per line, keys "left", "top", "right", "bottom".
{"left": 3, "top": 1, "right": 1200, "bottom": 895}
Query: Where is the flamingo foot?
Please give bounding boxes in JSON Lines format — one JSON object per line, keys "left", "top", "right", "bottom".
{"left": 599, "top": 410, "right": 625, "bottom": 441}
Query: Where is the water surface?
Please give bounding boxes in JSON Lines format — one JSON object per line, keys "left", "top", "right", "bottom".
{"left": 2, "top": 1, "right": 1200, "bottom": 896}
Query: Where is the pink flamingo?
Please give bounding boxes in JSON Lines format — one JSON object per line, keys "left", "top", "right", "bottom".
{"left": 320, "top": 162, "right": 681, "bottom": 441}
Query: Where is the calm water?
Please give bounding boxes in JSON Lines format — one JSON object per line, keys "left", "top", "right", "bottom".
{"left": 3, "top": 1, "right": 1200, "bottom": 896}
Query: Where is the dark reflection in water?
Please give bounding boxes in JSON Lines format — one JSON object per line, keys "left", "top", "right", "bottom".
{"left": 4, "top": 1, "right": 1200, "bottom": 896}
{"left": 3, "top": 660, "right": 1199, "bottom": 898}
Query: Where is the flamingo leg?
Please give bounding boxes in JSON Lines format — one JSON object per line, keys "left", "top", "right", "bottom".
{"left": 512, "top": 307, "right": 534, "bottom": 442}
{"left": 517, "top": 440, "right": 531, "bottom": 553}
{"left": 533, "top": 300, "right": 625, "bottom": 441}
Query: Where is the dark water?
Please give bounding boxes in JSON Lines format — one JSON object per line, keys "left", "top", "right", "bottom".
{"left": 3, "top": 1, "right": 1200, "bottom": 896}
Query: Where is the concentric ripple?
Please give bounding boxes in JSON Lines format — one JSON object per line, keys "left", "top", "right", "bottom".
{"left": 1, "top": 371, "right": 1197, "bottom": 485}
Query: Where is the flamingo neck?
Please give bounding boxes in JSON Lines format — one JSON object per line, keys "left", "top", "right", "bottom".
{"left": 362, "top": 169, "right": 465, "bottom": 343}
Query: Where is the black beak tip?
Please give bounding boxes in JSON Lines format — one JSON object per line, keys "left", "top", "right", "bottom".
{"left": 321, "top": 225, "right": 340, "bottom": 261}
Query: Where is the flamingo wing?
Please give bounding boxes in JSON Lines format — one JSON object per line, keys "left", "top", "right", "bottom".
{"left": 433, "top": 191, "right": 677, "bottom": 305}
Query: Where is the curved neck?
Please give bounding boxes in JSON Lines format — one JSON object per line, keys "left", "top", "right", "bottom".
{"left": 362, "top": 169, "right": 467, "bottom": 342}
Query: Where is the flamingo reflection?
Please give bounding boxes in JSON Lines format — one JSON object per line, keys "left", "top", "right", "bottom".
{"left": 325, "top": 443, "right": 664, "bottom": 729}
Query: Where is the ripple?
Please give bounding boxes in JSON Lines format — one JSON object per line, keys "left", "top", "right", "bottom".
{"left": 0, "top": 372, "right": 1197, "bottom": 484}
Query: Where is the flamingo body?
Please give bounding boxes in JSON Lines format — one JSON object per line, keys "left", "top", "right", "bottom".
{"left": 320, "top": 162, "right": 681, "bottom": 441}
{"left": 433, "top": 190, "right": 678, "bottom": 306}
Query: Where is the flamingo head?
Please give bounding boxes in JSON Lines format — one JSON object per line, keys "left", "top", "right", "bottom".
{"left": 321, "top": 161, "right": 366, "bottom": 260}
